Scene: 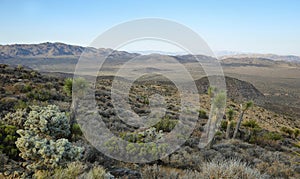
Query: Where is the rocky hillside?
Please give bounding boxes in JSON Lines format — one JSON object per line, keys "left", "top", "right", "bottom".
{"left": 0, "top": 64, "right": 70, "bottom": 117}
{"left": 195, "top": 76, "right": 265, "bottom": 103}
{"left": 0, "top": 42, "right": 139, "bottom": 59}
{"left": 0, "top": 42, "right": 84, "bottom": 58}
{"left": 1, "top": 64, "right": 300, "bottom": 178}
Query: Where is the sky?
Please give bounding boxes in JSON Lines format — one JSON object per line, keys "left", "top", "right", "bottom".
{"left": 1, "top": 0, "right": 300, "bottom": 55}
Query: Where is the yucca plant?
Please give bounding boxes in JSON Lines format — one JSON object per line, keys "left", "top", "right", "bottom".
{"left": 233, "top": 101, "right": 253, "bottom": 139}
{"left": 226, "top": 108, "right": 235, "bottom": 139}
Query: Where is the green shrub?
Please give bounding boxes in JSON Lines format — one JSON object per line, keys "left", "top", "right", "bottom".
{"left": 242, "top": 119, "right": 260, "bottom": 129}
{"left": 221, "top": 120, "right": 236, "bottom": 131}
{"left": 63, "top": 78, "right": 73, "bottom": 96}
{"left": 0, "top": 124, "right": 19, "bottom": 159}
{"left": 154, "top": 117, "right": 178, "bottom": 132}
{"left": 220, "top": 120, "right": 227, "bottom": 131}
{"left": 27, "top": 89, "right": 52, "bottom": 101}
{"left": 107, "top": 128, "right": 167, "bottom": 161}
{"left": 280, "top": 126, "right": 294, "bottom": 137}
{"left": 71, "top": 123, "right": 83, "bottom": 141}
{"left": 63, "top": 77, "right": 88, "bottom": 97}
{"left": 121, "top": 127, "right": 163, "bottom": 143}
{"left": 199, "top": 109, "right": 208, "bottom": 119}
{"left": 212, "top": 92, "right": 226, "bottom": 110}
{"left": 263, "top": 132, "right": 283, "bottom": 141}
{"left": 215, "top": 130, "right": 222, "bottom": 136}
{"left": 71, "top": 124, "right": 82, "bottom": 135}
{"left": 14, "top": 100, "right": 28, "bottom": 110}
{"left": 294, "top": 128, "right": 300, "bottom": 138}
{"left": 253, "top": 132, "right": 282, "bottom": 150}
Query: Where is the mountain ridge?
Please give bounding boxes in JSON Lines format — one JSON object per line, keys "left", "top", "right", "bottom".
{"left": 1, "top": 42, "right": 300, "bottom": 64}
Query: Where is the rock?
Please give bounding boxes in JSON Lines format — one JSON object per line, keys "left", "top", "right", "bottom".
{"left": 109, "top": 168, "right": 141, "bottom": 179}
{"left": 294, "top": 165, "right": 300, "bottom": 173}
{"left": 4, "top": 171, "right": 11, "bottom": 176}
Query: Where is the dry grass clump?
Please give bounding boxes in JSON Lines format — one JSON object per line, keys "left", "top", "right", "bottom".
{"left": 256, "top": 161, "right": 293, "bottom": 178}
{"left": 33, "top": 161, "right": 106, "bottom": 179}
{"left": 85, "top": 165, "right": 107, "bottom": 179}
{"left": 200, "top": 159, "right": 267, "bottom": 179}
{"left": 141, "top": 159, "right": 266, "bottom": 179}
{"left": 141, "top": 164, "right": 200, "bottom": 179}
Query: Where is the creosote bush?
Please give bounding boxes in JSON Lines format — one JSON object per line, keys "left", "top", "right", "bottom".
{"left": 280, "top": 126, "right": 294, "bottom": 137}
{"left": 71, "top": 123, "right": 83, "bottom": 141}
{"left": 16, "top": 105, "right": 83, "bottom": 170}
{"left": 0, "top": 124, "right": 19, "bottom": 159}
{"left": 242, "top": 119, "right": 260, "bottom": 129}
{"left": 294, "top": 128, "right": 300, "bottom": 138}
{"left": 154, "top": 117, "right": 178, "bottom": 132}
{"left": 198, "top": 109, "right": 208, "bottom": 119}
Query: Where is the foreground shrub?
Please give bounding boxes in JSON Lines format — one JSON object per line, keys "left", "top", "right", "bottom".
{"left": 85, "top": 165, "right": 106, "bottom": 179}
{"left": 34, "top": 162, "right": 106, "bottom": 179}
{"left": 141, "top": 164, "right": 200, "bottom": 179}
{"left": 23, "top": 105, "right": 70, "bottom": 138}
{"left": 16, "top": 105, "right": 83, "bottom": 170}
{"left": 200, "top": 159, "right": 267, "bottom": 179}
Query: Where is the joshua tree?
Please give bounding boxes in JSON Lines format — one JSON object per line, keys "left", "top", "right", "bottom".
{"left": 226, "top": 107, "right": 235, "bottom": 139}
{"left": 232, "top": 101, "right": 253, "bottom": 139}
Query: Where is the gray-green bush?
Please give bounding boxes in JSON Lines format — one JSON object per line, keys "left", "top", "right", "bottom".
{"left": 16, "top": 105, "right": 83, "bottom": 170}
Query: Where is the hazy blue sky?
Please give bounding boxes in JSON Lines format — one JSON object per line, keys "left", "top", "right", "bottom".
{"left": 1, "top": 0, "right": 300, "bottom": 55}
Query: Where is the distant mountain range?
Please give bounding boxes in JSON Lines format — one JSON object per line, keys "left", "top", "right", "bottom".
{"left": 0, "top": 42, "right": 299, "bottom": 61}
{"left": 219, "top": 53, "right": 300, "bottom": 63}
{"left": 1, "top": 42, "right": 299, "bottom": 66}
{"left": 0, "top": 42, "right": 84, "bottom": 58}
